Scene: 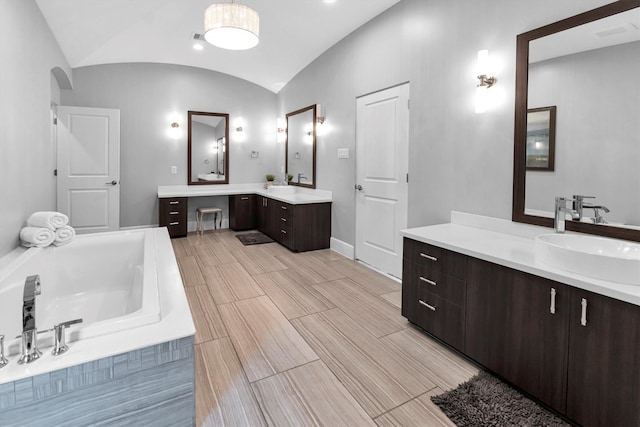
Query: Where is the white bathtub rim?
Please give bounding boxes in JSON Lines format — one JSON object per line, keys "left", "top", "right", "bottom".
{"left": 0, "top": 227, "right": 194, "bottom": 385}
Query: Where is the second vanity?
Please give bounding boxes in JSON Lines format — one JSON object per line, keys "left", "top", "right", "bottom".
{"left": 157, "top": 184, "right": 332, "bottom": 252}
{"left": 401, "top": 212, "right": 640, "bottom": 427}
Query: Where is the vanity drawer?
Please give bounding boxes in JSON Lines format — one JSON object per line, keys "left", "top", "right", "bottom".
{"left": 403, "top": 238, "right": 467, "bottom": 280}
{"left": 411, "top": 291, "right": 465, "bottom": 351}
{"left": 159, "top": 197, "right": 188, "bottom": 238}
{"left": 277, "top": 201, "right": 293, "bottom": 221}
{"left": 405, "top": 260, "right": 466, "bottom": 306}
{"left": 278, "top": 227, "right": 294, "bottom": 249}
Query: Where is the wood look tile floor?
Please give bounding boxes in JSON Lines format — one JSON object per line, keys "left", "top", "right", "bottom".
{"left": 175, "top": 230, "right": 478, "bottom": 427}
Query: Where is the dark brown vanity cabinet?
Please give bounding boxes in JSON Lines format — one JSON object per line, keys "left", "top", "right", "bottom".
{"left": 566, "top": 289, "right": 640, "bottom": 427}
{"left": 229, "top": 194, "right": 256, "bottom": 230}
{"left": 402, "top": 239, "right": 468, "bottom": 351}
{"left": 402, "top": 237, "right": 640, "bottom": 427}
{"left": 465, "top": 259, "right": 571, "bottom": 411}
{"left": 159, "top": 197, "right": 187, "bottom": 238}
{"left": 257, "top": 196, "right": 330, "bottom": 252}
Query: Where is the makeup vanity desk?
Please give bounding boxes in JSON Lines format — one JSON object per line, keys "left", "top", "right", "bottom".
{"left": 157, "top": 184, "right": 332, "bottom": 252}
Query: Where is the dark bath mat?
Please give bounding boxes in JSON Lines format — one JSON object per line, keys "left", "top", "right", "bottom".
{"left": 431, "top": 371, "right": 570, "bottom": 427}
{"left": 235, "top": 232, "right": 274, "bottom": 246}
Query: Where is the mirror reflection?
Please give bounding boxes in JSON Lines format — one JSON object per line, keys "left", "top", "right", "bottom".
{"left": 188, "top": 111, "right": 229, "bottom": 185}
{"left": 513, "top": 2, "right": 640, "bottom": 241}
{"left": 286, "top": 105, "right": 316, "bottom": 188}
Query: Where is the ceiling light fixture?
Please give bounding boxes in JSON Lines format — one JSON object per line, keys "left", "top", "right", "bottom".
{"left": 204, "top": 2, "right": 260, "bottom": 50}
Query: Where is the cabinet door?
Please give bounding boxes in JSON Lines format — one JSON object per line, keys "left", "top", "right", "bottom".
{"left": 229, "top": 194, "right": 255, "bottom": 230}
{"left": 566, "top": 290, "right": 640, "bottom": 427}
{"left": 466, "top": 258, "right": 570, "bottom": 411}
{"left": 256, "top": 196, "right": 269, "bottom": 235}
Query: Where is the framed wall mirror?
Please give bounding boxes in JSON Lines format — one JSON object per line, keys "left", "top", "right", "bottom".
{"left": 286, "top": 104, "right": 316, "bottom": 188}
{"left": 526, "top": 106, "right": 556, "bottom": 171}
{"left": 188, "top": 111, "right": 229, "bottom": 185}
{"left": 513, "top": 1, "right": 640, "bottom": 242}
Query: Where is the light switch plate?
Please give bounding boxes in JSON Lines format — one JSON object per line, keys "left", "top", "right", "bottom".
{"left": 337, "top": 148, "right": 349, "bottom": 159}
{"left": 171, "top": 166, "right": 177, "bottom": 174}
{"left": 251, "top": 151, "right": 259, "bottom": 158}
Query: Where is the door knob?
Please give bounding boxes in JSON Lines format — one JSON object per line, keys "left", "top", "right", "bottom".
{"left": 105, "top": 180, "right": 118, "bottom": 186}
{"left": 355, "top": 185, "right": 363, "bottom": 191}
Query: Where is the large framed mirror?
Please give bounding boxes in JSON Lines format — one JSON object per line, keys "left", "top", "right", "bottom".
{"left": 188, "top": 111, "right": 229, "bottom": 185}
{"left": 513, "top": 1, "right": 640, "bottom": 242}
{"left": 286, "top": 105, "right": 317, "bottom": 188}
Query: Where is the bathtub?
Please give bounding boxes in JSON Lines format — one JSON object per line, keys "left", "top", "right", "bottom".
{"left": 0, "top": 229, "right": 160, "bottom": 359}
{"left": 0, "top": 227, "right": 195, "bottom": 386}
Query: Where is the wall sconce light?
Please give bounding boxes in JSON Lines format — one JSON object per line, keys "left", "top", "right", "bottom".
{"left": 277, "top": 118, "right": 286, "bottom": 143}
{"left": 476, "top": 50, "right": 497, "bottom": 113}
{"left": 476, "top": 50, "right": 497, "bottom": 88}
{"left": 316, "top": 104, "right": 325, "bottom": 125}
{"left": 167, "top": 112, "right": 182, "bottom": 139}
{"left": 234, "top": 117, "right": 247, "bottom": 142}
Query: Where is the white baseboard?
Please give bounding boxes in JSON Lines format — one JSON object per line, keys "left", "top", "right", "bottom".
{"left": 330, "top": 237, "right": 354, "bottom": 259}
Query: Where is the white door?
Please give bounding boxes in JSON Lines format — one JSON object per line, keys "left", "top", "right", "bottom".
{"left": 355, "top": 84, "right": 409, "bottom": 278}
{"left": 57, "top": 106, "right": 120, "bottom": 234}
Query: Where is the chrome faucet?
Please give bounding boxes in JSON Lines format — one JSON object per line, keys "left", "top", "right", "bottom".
{"left": 572, "top": 195, "right": 595, "bottom": 220}
{"left": 572, "top": 194, "right": 610, "bottom": 224}
{"left": 586, "top": 205, "right": 610, "bottom": 224}
{"left": 555, "top": 196, "right": 580, "bottom": 233}
{"left": 19, "top": 275, "right": 42, "bottom": 364}
{"left": 297, "top": 173, "right": 308, "bottom": 183}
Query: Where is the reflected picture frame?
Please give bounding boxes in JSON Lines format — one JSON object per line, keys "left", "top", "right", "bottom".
{"left": 526, "top": 106, "right": 556, "bottom": 171}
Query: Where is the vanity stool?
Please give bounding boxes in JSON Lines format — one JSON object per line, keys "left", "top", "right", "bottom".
{"left": 196, "top": 207, "right": 223, "bottom": 236}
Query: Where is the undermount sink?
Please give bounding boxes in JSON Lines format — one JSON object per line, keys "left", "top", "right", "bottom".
{"left": 267, "top": 185, "right": 296, "bottom": 195}
{"left": 534, "top": 234, "right": 640, "bottom": 285}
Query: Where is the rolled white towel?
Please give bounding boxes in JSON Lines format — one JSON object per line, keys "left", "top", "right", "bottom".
{"left": 20, "top": 227, "right": 55, "bottom": 247}
{"left": 53, "top": 225, "right": 75, "bottom": 246}
{"left": 27, "top": 211, "right": 69, "bottom": 231}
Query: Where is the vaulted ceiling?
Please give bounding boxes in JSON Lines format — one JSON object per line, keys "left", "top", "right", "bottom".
{"left": 36, "top": 0, "right": 401, "bottom": 93}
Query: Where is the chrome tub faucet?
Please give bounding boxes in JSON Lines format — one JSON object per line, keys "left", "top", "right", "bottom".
{"left": 19, "top": 274, "right": 42, "bottom": 364}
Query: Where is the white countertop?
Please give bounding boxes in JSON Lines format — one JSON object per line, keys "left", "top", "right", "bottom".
{"left": 157, "top": 183, "right": 332, "bottom": 205}
{"left": 401, "top": 212, "right": 640, "bottom": 306}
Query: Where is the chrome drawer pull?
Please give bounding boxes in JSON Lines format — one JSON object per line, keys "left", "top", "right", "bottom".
{"left": 418, "top": 300, "right": 436, "bottom": 311}
{"left": 169, "top": 222, "right": 179, "bottom": 226}
{"left": 281, "top": 218, "right": 287, "bottom": 222}
{"left": 420, "top": 253, "right": 438, "bottom": 262}
{"left": 580, "top": 298, "right": 588, "bottom": 326}
{"left": 241, "top": 197, "right": 249, "bottom": 200}
{"left": 281, "top": 206, "right": 287, "bottom": 210}
{"left": 169, "top": 211, "right": 179, "bottom": 215}
{"left": 419, "top": 276, "right": 437, "bottom": 286}
{"left": 550, "top": 288, "right": 557, "bottom": 314}
{"left": 281, "top": 230, "right": 287, "bottom": 234}
{"left": 169, "top": 201, "right": 179, "bottom": 205}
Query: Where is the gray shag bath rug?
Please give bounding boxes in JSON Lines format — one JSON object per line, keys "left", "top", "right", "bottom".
{"left": 431, "top": 371, "right": 570, "bottom": 427}
{"left": 235, "top": 232, "right": 274, "bottom": 246}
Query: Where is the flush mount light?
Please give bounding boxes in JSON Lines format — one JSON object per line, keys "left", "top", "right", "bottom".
{"left": 204, "top": 2, "right": 260, "bottom": 50}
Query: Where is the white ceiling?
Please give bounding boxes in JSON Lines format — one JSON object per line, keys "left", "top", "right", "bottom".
{"left": 36, "top": 0, "right": 401, "bottom": 93}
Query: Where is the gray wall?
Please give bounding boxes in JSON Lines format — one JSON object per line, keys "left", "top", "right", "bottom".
{"left": 277, "top": 0, "right": 612, "bottom": 247}
{"left": 0, "top": 0, "right": 618, "bottom": 258}
{"left": 0, "top": 0, "right": 72, "bottom": 258}
{"left": 526, "top": 42, "right": 640, "bottom": 225}
{"left": 61, "top": 63, "right": 278, "bottom": 228}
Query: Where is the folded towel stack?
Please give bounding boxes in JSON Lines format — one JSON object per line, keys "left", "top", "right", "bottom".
{"left": 20, "top": 212, "right": 75, "bottom": 248}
